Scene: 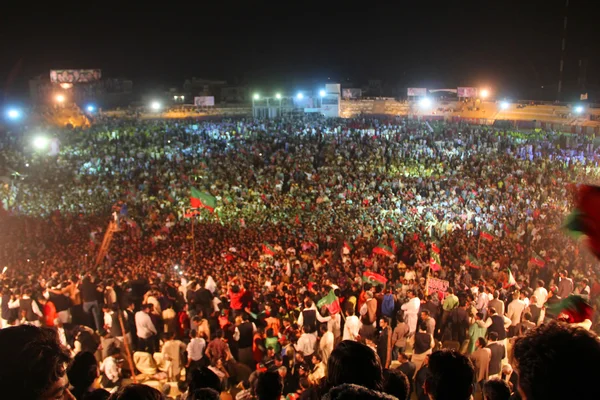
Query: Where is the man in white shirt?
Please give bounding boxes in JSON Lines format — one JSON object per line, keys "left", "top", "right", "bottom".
{"left": 186, "top": 329, "right": 207, "bottom": 377}
{"left": 135, "top": 304, "right": 157, "bottom": 353}
{"left": 506, "top": 292, "right": 527, "bottom": 337}
{"left": 533, "top": 280, "right": 548, "bottom": 308}
{"left": 101, "top": 346, "right": 122, "bottom": 388}
{"left": 342, "top": 305, "right": 361, "bottom": 341}
{"left": 296, "top": 327, "right": 317, "bottom": 359}
{"left": 318, "top": 324, "right": 334, "bottom": 365}
{"left": 401, "top": 290, "right": 420, "bottom": 335}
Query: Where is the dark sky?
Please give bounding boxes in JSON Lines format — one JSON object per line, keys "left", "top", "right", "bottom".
{"left": 1, "top": 0, "right": 598, "bottom": 100}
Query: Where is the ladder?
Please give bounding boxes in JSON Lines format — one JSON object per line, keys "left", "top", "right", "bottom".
{"left": 95, "top": 220, "right": 119, "bottom": 267}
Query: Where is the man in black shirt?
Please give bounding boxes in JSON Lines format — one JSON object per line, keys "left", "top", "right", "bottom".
{"left": 80, "top": 275, "right": 105, "bottom": 335}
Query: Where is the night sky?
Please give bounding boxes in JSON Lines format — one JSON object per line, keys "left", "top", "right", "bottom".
{"left": 1, "top": 0, "right": 598, "bottom": 100}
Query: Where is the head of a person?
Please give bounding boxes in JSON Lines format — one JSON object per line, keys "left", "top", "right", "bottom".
{"left": 488, "top": 332, "right": 498, "bottom": 342}
{"left": 483, "top": 379, "right": 511, "bottom": 400}
{"left": 107, "top": 384, "right": 165, "bottom": 400}
{"left": 488, "top": 306, "right": 497, "bottom": 316}
{"left": 380, "top": 316, "right": 390, "bottom": 328}
{"left": 0, "top": 325, "right": 73, "bottom": 400}
{"left": 189, "top": 367, "right": 222, "bottom": 393}
{"left": 424, "top": 350, "right": 474, "bottom": 400}
{"left": 67, "top": 351, "right": 99, "bottom": 396}
{"left": 398, "top": 352, "right": 409, "bottom": 363}
{"left": 513, "top": 322, "right": 600, "bottom": 400}
{"left": 327, "top": 340, "right": 383, "bottom": 391}
{"left": 476, "top": 337, "right": 487, "bottom": 349}
{"left": 420, "top": 310, "right": 430, "bottom": 321}
{"left": 255, "top": 371, "right": 282, "bottom": 400}
{"left": 382, "top": 369, "right": 410, "bottom": 400}
{"left": 345, "top": 303, "right": 355, "bottom": 316}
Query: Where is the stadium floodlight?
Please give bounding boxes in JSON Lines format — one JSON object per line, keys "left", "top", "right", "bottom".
{"left": 33, "top": 136, "right": 50, "bottom": 150}
{"left": 253, "top": 93, "right": 260, "bottom": 100}
{"left": 319, "top": 90, "right": 326, "bottom": 97}
{"left": 480, "top": 89, "right": 490, "bottom": 99}
{"left": 180, "top": 95, "right": 185, "bottom": 100}
{"left": 419, "top": 97, "right": 432, "bottom": 108}
{"left": 574, "top": 105, "right": 584, "bottom": 114}
{"left": 150, "top": 101, "right": 161, "bottom": 111}
{"left": 6, "top": 108, "right": 21, "bottom": 120}
{"left": 500, "top": 101, "right": 510, "bottom": 110}
{"left": 173, "top": 95, "right": 178, "bottom": 100}
{"left": 275, "top": 93, "right": 281, "bottom": 99}
{"left": 55, "top": 94, "right": 65, "bottom": 103}
{"left": 86, "top": 105, "right": 95, "bottom": 112}
{"left": 297, "top": 92, "right": 304, "bottom": 100}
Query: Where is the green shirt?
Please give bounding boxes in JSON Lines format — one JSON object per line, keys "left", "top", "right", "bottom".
{"left": 468, "top": 322, "right": 487, "bottom": 354}
{"left": 443, "top": 294, "right": 459, "bottom": 311}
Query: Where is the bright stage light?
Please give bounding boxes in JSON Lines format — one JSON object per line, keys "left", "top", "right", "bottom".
{"left": 319, "top": 90, "right": 326, "bottom": 97}
{"left": 419, "top": 97, "right": 432, "bottom": 108}
{"left": 6, "top": 108, "right": 21, "bottom": 120}
{"left": 480, "top": 89, "right": 490, "bottom": 99}
{"left": 150, "top": 101, "right": 161, "bottom": 111}
{"left": 297, "top": 92, "right": 304, "bottom": 100}
{"left": 55, "top": 94, "right": 65, "bottom": 103}
{"left": 500, "top": 101, "right": 509, "bottom": 110}
{"left": 86, "top": 105, "right": 95, "bottom": 112}
{"left": 253, "top": 93, "right": 260, "bottom": 100}
{"left": 275, "top": 93, "right": 281, "bottom": 99}
{"left": 574, "top": 105, "right": 584, "bottom": 114}
{"left": 33, "top": 136, "right": 50, "bottom": 150}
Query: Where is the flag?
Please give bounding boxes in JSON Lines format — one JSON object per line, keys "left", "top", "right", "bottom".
{"left": 343, "top": 242, "right": 354, "bottom": 252}
{"left": 390, "top": 237, "right": 398, "bottom": 253}
{"left": 466, "top": 254, "right": 481, "bottom": 269}
{"left": 507, "top": 268, "right": 516, "bottom": 286}
{"left": 317, "top": 290, "right": 341, "bottom": 314}
{"left": 373, "top": 244, "right": 394, "bottom": 257}
{"left": 564, "top": 185, "right": 600, "bottom": 259}
{"left": 362, "top": 271, "right": 388, "bottom": 285}
{"left": 262, "top": 243, "right": 276, "bottom": 256}
{"left": 529, "top": 251, "right": 546, "bottom": 267}
{"left": 429, "top": 250, "right": 442, "bottom": 271}
{"left": 190, "top": 187, "right": 217, "bottom": 212}
{"left": 547, "top": 295, "right": 593, "bottom": 323}
{"left": 480, "top": 229, "right": 494, "bottom": 242}
{"left": 431, "top": 240, "right": 441, "bottom": 254}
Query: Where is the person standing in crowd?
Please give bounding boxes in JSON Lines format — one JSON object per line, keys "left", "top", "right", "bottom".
{"left": 423, "top": 350, "right": 474, "bottom": 400}
{"left": 557, "top": 270, "right": 574, "bottom": 299}
{"left": 162, "top": 331, "right": 186, "bottom": 382}
{"left": 408, "top": 321, "right": 434, "bottom": 376}
{"left": 186, "top": 329, "right": 207, "bottom": 377}
{"left": 235, "top": 313, "right": 256, "bottom": 368}
{"left": 478, "top": 307, "right": 510, "bottom": 344}
{"left": 342, "top": 304, "right": 360, "bottom": 341}
{"left": 506, "top": 291, "right": 526, "bottom": 337}
{"left": 80, "top": 275, "right": 105, "bottom": 335}
{"left": 470, "top": 337, "right": 491, "bottom": 390}
{"left": 319, "top": 324, "right": 334, "bottom": 365}
{"left": 135, "top": 303, "right": 157, "bottom": 353}
{"left": 391, "top": 311, "right": 409, "bottom": 359}
{"left": 468, "top": 312, "right": 487, "bottom": 354}
{"left": 377, "top": 316, "right": 393, "bottom": 369}
{"left": 485, "top": 332, "right": 506, "bottom": 379}
{"left": 420, "top": 309, "right": 436, "bottom": 336}
{"left": 488, "top": 290, "right": 505, "bottom": 317}
{"left": 401, "top": 290, "right": 420, "bottom": 335}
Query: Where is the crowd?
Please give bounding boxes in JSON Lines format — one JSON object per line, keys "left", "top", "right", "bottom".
{"left": 1, "top": 114, "right": 600, "bottom": 399}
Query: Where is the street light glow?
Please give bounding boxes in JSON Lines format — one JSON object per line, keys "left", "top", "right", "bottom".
{"left": 253, "top": 93, "right": 260, "bottom": 100}
{"left": 33, "top": 136, "right": 50, "bottom": 150}
{"left": 297, "top": 92, "right": 304, "bottom": 100}
{"left": 319, "top": 90, "right": 326, "bottom": 97}
{"left": 419, "top": 97, "right": 432, "bottom": 108}
{"left": 500, "top": 101, "right": 510, "bottom": 110}
{"left": 6, "top": 108, "right": 21, "bottom": 120}
{"left": 275, "top": 93, "right": 281, "bottom": 99}
{"left": 55, "top": 94, "right": 65, "bottom": 103}
{"left": 86, "top": 105, "right": 95, "bottom": 112}
{"left": 150, "top": 101, "right": 161, "bottom": 111}
{"left": 574, "top": 105, "right": 584, "bottom": 114}
{"left": 480, "top": 89, "right": 490, "bottom": 99}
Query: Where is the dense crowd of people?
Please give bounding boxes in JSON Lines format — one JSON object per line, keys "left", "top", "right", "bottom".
{"left": 1, "top": 114, "right": 600, "bottom": 399}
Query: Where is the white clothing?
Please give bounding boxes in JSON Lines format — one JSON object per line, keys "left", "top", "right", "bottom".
{"left": 533, "top": 287, "right": 548, "bottom": 308}
{"left": 319, "top": 331, "right": 335, "bottom": 364}
{"left": 187, "top": 337, "right": 206, "bottom": 361}
{"left": 401, "top": 297, "right": 421, "bottom": 333}
{"left": 135, "top": 311, "right": 157, "bottom": 339}
{"left": 342, "top": 315, "right": 361, "bottom": 341}
{"left": 296, "top": 333, "right": 317, "bottom": 356}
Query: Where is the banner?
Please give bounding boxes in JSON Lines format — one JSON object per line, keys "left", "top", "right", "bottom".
{"left": 342, "top": 88, "right": 362, "bottom": 99}
{"left": 321, "top": 94, "right": 340, "bottom": 118}
{"left": 457, "top": 87, "right": 478, "bottom": 98}
{"left": 407, "top": 88, "right": 427, "bottom": 96}
{"left": 427, "top": 277, "right": 449, "bottom": 293}
{"left": 50, "top": 69, "right": 102, "bottom": 84}
{"left": 326, "top": 83, "right": 341, "bottom": 94}
{"left": 194, "top": 96, "right": 215, "bottom": 106}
